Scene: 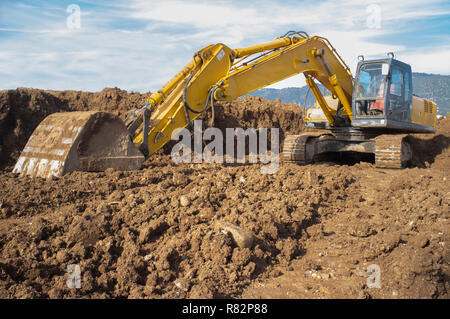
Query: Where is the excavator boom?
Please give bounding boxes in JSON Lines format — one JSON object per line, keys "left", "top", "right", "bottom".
{"left": 128, "top": 33, "right": 354, "bottom": 157}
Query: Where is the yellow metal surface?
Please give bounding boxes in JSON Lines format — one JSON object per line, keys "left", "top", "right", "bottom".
{"left": 145, "top": 53, "right": 204, "bottom": 107}
{"left": 132, "top": 44, "right": 233, "bottom": 155}
{"left": 233, "top": 37, "right": 292, "bottom": 58}
{"left": 411, "top": 96, "right": 437, "bottom": 128}
{"left": 328, "top": 74, "right": 353, "bottom": 121}
{"left": 132, "top": 34, "right": 355, "bottom": 156}
{"left": 217, "top": 36, "right": 353, "bottom": 123}
{"left": 305, "top": 95, "right": 340, "bottom": 122}
{"left": 305, "top": 77, "right": 335, "bottom": 125}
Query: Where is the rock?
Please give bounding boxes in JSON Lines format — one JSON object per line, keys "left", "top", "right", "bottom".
{"left": 1, "top": 208, "right": 9, "bottom": 217}
{"left": 189, "top": 284, "right": 214, "bottom": 299}
{"left": 144, "top": 254, "right": 153, "bottom": 261}
{"left": 138, "top": 219, "right": 169, "bottom": 244}
{"left": 174, "top": 278, "right": 190, "bottom": 292}
{"left": 96, "top": 202, "right": 112, "bottom": 214}
{"left": 55, "top": 249, "right": 69, "bottom": 263}
{"left": 411, "top": 234, "right": 429, "bottom": 248}
{"left": 172, "top": 173, "right": 188, "bottom": 186}
{"left": 179, "top": 195, "right": 190, "bottom": 207}
{"left": 348, "top": 224, "right": 376, "bottom": 238}
{"left": 216, "top": 221, "right": 254, "bottom": 249}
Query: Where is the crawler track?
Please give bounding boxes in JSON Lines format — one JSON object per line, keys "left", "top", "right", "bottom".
{"left": 374, "top": 134, "right": 412, "bottom": 169}
{"left": 284, "top": 132, "right": 414, "bottom": 169}
{"left": 282, "top": 134, "right": 311, "bottom": 164}
{"left": 282, "top": 132, "right": 329, "bottom": 164}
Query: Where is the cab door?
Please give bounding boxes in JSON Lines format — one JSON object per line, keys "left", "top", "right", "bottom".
{"left": 387, "top": 65, "right": 410, "bottom": 122}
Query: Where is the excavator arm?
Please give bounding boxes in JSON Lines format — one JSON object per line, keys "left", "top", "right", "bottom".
{"left": 216, "top": 34, "right": 354, "bottom": 121}
{"left": 129, "top": 32, "right": 354, "bottom": 157}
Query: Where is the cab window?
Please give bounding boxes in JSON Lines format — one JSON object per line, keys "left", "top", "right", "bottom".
{"left": 404, "top": 71, "right": 410, "bottom": 101}
{"left": 390, "top": 67, "right": 403, "bottom": 97}
{"left": 356, "top": 63, "right": 387, "bottom": 99}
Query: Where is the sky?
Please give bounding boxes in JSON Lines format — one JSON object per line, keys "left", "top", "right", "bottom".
{"left": 0, "top": 0, "right": 449, "bottom": 92}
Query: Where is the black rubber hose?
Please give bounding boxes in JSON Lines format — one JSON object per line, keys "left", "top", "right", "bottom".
{"left": 182, "top": 71, "right": 219, "bottom": 127}
{"left": 183, "top": 71, "right": 212, "bottom": 114}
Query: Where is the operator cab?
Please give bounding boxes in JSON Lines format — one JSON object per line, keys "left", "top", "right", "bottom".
{"left": 351, "top": 54, "right": 415, "bottom": 132}
{"left": 354, "top": 62, "right": 388, "bottom": 116}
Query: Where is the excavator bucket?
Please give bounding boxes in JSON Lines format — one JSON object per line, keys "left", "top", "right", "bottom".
{"left": 13, "top": 111, "right": 145, "bottom": 179}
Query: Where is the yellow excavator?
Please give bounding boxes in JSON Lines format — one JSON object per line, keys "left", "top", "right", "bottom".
{"left": 14, "top": 31, "right": 437, "bottom": 178}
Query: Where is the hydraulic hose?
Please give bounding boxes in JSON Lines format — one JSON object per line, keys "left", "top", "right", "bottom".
{"left": 182, "top": 71, "right": 219, "bottom": 127}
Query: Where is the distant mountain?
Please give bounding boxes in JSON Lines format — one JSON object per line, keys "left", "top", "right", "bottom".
{"left": 248, "top": 86, "right": 326, "bottom": 109}
{"left": 412, "top": 73, "right": 450, "bottom": 115}
{"left": 248, "top": 73, "right": 450, "bottom": 115}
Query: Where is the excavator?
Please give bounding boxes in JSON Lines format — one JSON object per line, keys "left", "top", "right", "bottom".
{"left": 13, "top": 31, "right": 437, "bottom": 178}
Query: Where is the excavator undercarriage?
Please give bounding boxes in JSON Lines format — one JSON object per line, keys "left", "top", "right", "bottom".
{"left": 282, "top": 130, "right": 413, "bottom": 169}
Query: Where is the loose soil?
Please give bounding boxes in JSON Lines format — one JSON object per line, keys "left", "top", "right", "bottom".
{"left": 0, "top": 88, "right": 448, "bottom": 298}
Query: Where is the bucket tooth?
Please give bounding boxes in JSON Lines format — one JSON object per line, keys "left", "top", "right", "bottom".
{"left": 13, "top": 111, "right": 145, "bottom": 179}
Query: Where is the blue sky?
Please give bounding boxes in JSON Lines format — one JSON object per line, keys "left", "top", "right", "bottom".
{"left": 0, "top": 0, "right": 449, "bottom": 92}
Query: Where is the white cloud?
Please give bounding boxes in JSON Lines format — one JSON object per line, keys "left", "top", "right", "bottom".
{"left": 0, "top": 0, "right": 449, "bottom": 93}
{"left": 398, "top": 48, "right": 450, "bottom": 74}
{"left": 127, "top": 0, "right": 450, "bottom": 88}
{"left": 132, "top": 1, "right": 262, "bottom": 28}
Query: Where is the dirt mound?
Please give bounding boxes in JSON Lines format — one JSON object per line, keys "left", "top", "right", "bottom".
{"left": 0, "top": 156, "right": 328, "bottom": 298}
{"left": 0, "top": 157, "right": 448, "bottom": 299}
{"left": 242, "top": 166, "right": 449, "bottom": 299}
{"left": 47, "top": 88, "right": 149, "bottom": 116}
{"left": 0, "top": 88, "right": 448, "bottom": 299}
{"left": 0, "top": 88, "right": 66, "bottom": 169}
{"left": 211, "top": 96, "right": 304, "bottom": 143}
{"left": 0, "top": 88, "right": 150, "bottom": 169}
{"left": 412, "top": 117, "right": 450, "bottom": 169}
{"left": 159, "top": 96, "right": 305, "bottom": 158}
{"left": 0, "top": 89, "right": 303, "bottom": 169}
